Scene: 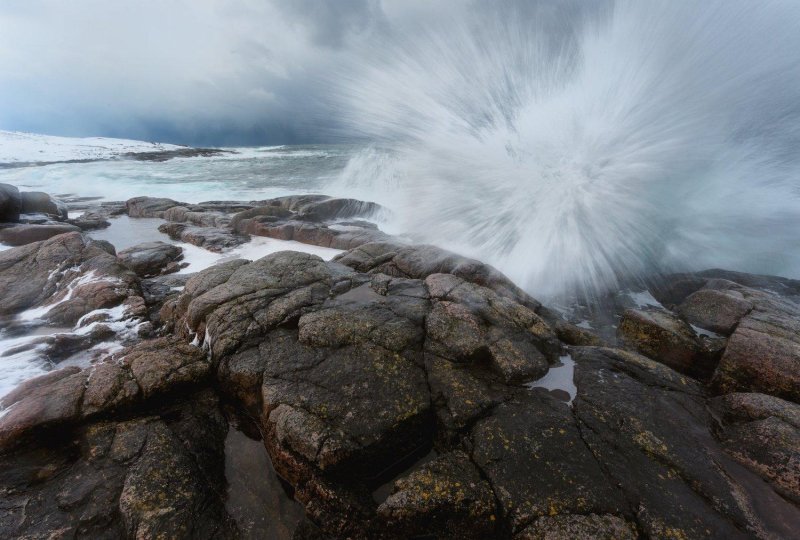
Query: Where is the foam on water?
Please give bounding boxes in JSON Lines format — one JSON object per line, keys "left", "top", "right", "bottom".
{"left": 0, "top": 144, "right": 351, "bottom": 205}
{"left": 0, "top": 296, "right": 145, "bottom": 400}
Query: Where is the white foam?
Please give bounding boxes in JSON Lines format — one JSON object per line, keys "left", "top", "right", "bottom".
{"left": 0, "top": 299, "right": 141, "bottom": 401}
{"left": 528, "top": 354, "right": 577, "bottom": 405}
{"left": 690, "top": 323, "right": 723, "bottom": 339}
{"left": 628, "top": 290, "right": 665, "bottom": 310}
{"left": 18, "top": 270, "right": 124, "bottom": 322}
{"left": 177, "top": 236, "right": 343, "bottom": 274}
{"left": 0, "top": 333, "right": 53, "bottom": 399}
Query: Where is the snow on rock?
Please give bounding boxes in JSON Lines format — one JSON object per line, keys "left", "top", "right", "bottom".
{"left": 0, "top": 130, "right": 184, "bottom": 165}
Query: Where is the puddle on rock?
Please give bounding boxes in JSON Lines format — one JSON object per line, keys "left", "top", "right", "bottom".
{"left": 224, "top": 415, "right": 304, "bottom": 539}
{"left": 527, "top": 354, "right": 577, "bottom": 405}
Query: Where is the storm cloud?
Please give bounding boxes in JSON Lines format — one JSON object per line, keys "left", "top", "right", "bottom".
{"left": 0, "top": 0, "right": 450, "bottom": 144}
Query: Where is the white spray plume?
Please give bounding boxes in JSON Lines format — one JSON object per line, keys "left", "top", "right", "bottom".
{"left": 328, "top": 0, "right": 800, "bottom": 298}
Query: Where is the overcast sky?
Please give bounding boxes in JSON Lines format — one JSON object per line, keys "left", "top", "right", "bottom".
{"left": 0, "top": 0, "right": 462, "bottom": 145}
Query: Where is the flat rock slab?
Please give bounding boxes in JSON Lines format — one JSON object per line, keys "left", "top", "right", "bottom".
{"left": 0, "top": 223, "right": 81, "bottom": 245}
{"left": 572, "top": 347, "right": 800, "bottom": 540}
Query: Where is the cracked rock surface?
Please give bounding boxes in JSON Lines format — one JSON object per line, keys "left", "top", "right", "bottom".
{"left": 0, "top": 193, "right": 799, "bottom": 539}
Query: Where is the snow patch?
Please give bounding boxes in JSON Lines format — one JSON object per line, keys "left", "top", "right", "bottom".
{"left": 0, "top": 130, "right": 183, "bottom": 165}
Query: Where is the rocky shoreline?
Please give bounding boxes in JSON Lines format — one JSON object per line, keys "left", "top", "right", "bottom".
{"left": 0, "top": 182, "right": 798, "bottom": 539}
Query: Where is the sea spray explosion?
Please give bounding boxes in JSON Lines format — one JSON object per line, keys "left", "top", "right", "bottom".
{"left": 329, "top": 0, "right": 800, "bottom": 298}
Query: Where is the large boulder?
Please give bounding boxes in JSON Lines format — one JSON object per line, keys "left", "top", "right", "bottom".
{"left": 617, "top": 307, "right": 716, "bottom": 379}
{"left": 677, "top": 284, "right": 753, "bottom": 335}
{"left": 164, "top": 249, "right": 565, "bottom": 537}
{"left": 709, "top": 284, "right": 800, "bottom": 402}
{"left": 158, "top": 222, "right": 248, "bottom": 251}
{"left": 117, "top": 241, "right": 184, "bottom": 277}
{"left": 125, "top": 196, "right": 183, "bottom": 218}
{"left": 710, "top": 393, "right": 800, "bottom": 504}
{"left": 0, "top": 182, "right": 21, "bottom": 222}
{"left": 20, "top": 191, "right": 68, "bottom": 219}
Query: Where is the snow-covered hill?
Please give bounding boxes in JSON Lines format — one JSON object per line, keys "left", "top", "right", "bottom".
{"left": 0, "top": 130, "right": 184, "bottom": 165}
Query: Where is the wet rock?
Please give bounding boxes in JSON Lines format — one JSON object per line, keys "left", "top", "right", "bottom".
{"left": 117, "top": 241, "right": 184, "bottom": 277}
{"left": 336, "top": 242, "right": 541, "bottom": 311}
{"left": 122, "top": 337, "right": 210, "bottom": 398}
{"left": 0, "top": 366, "right": 82, "bottom": 409}
{"left": 617, "top": 308, "right": 714, "bottom": 379}
{"left": 158, "top": 221, "right": 248, "bottom": 251}
{"left": 0, "top": 368, "right": 87, "bottom": 450}
{"left": 162, "top": 205, "right": 231, "bottom": 227}
{"left": 119, "top": 421, "right": 226, "bottom": 538}
{"left": 89, "top": 238, "right": 117, "bottom": 256}
{"left": 229, "top": 205, "right": 293, "bottom": 230}
{"left": 710, "top": 393, "right": 800, "bottom": 503}
{"left": 237, "top": 218, "right": 391, "bottom": 250}
{"left": 0, "top": 182, "right": 21, "bottom": 222}
{"left": 0, "top": 391, "right": 234, "bottom": 539}
{"left": 0, "top": 223, "right": 82, "bottom": 245}
{"left": 294, "top": 197, "right": 382, "bottom": 222}
{"left": 0, "top": 232, "right": 140, "bottom": 321}
{"left": 81, "top": 362, "right": 141, "bottom": 417}
{"left": 261, "top": 339, "right": 432, "bottom": 476}
{"left": 377, "top": 450, "right": 497, "bottom": 539}
{"left": 645, "top": 271, "right": 800, "bottom": 401}
{"left": 712, "top": 289, "right": 800, "bottom": 402}
{"left": 677, "top": 284, "right": 753, "bottom": 335}
{"left": 551, "top": 319, "right": 607, "bottom": 347}
{"left": 470, "top": 391, "right": 626, "bottom": 534}
{"left": 698, "top": 268, "right": 800, "bottom": 299}
{"left": 426, "top": 355, "right": 500, "bottom": 434}
{"left": 180, "top": 251, "right": 339, "bottom": 357}
{"left": 20, "top": 191, "right": 68, "bottom": 220}
{"left": 0, "top": 338, "right": 211, "bottom": 449}
{"left": 125, "top": 196, "right": 183, "bottom": 218}
{"left": 515, "top": 514, "right": 637, "bottom": 540}
{"left": 647, "top": 272, "right": 708, "bottom": 307}
{"left": 67, "top": 210, "right": 111, "bottom": 231}
{"left": 572, "top": 347, "right": 799, "bottom": 539}
{"left": 425, "top": 273, "right": 557, "bottom": 383}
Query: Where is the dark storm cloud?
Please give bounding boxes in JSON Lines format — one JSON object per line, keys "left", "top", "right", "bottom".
{"left": 277, "top": 0, "right": 385, "bottom": 48}
{"left": 0, "top": 0, "right": 594, "bottom": 145}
